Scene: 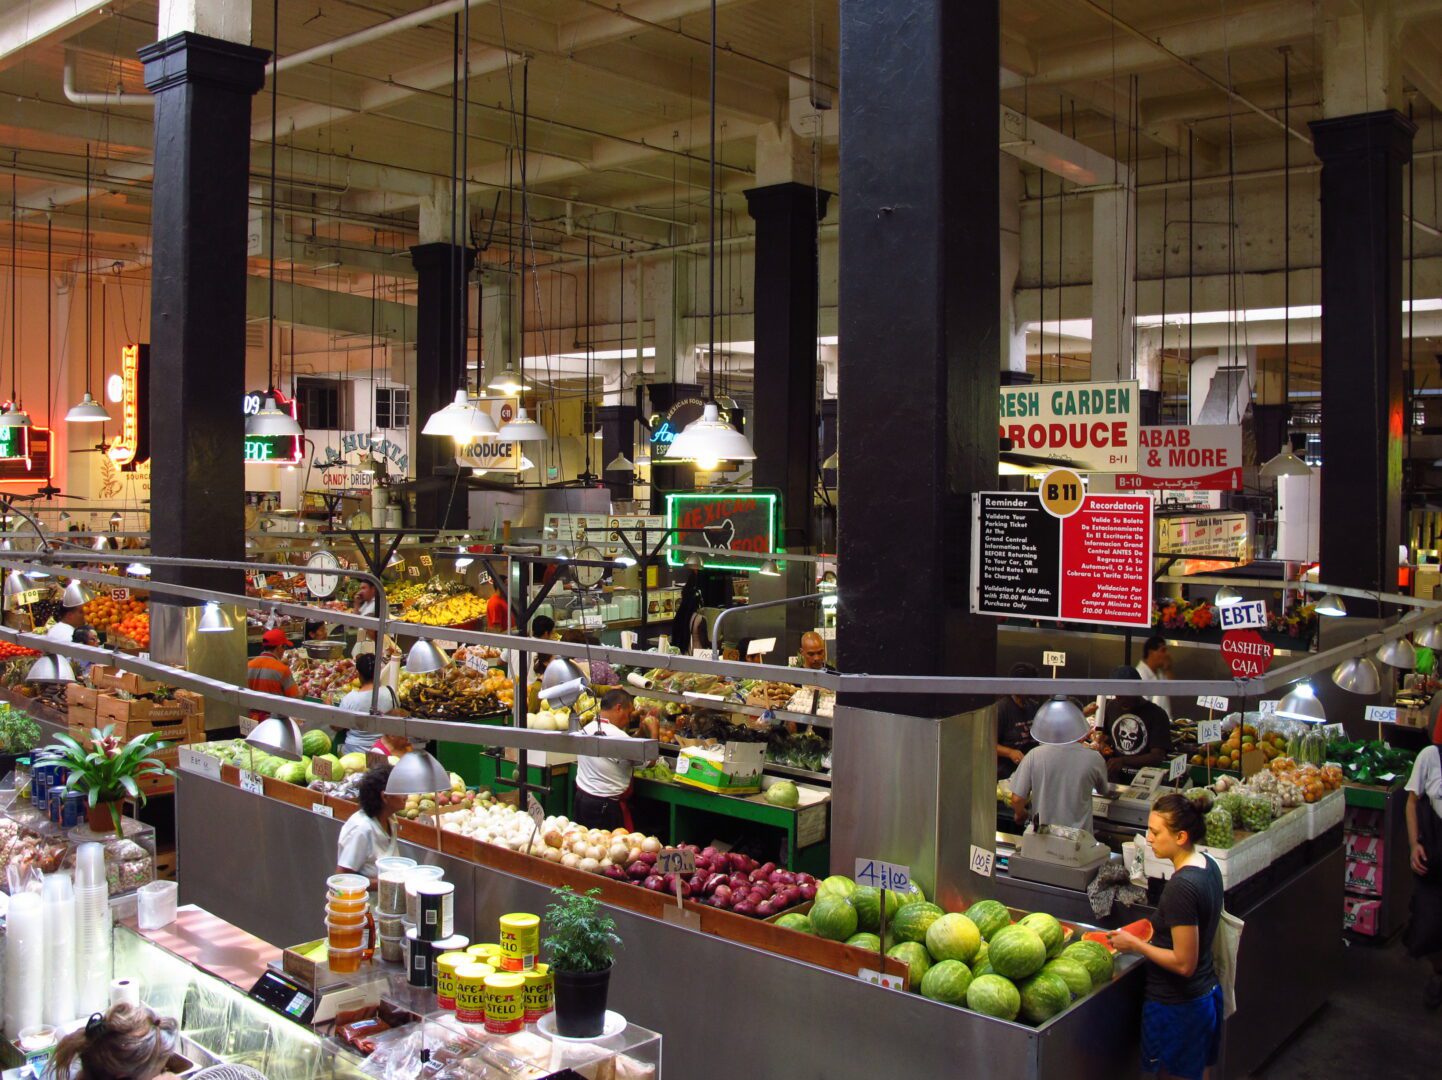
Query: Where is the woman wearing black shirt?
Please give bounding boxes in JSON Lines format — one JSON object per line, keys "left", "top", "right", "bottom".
{"left": 1111, "top": 793, "right": 1224, "bottom": 1080}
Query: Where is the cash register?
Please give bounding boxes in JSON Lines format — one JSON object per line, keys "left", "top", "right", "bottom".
{"left": 1092, "top": 765, "right": 1177, "bottom": 831}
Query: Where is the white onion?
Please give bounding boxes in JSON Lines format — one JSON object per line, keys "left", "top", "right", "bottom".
{"left": 641, "top": 837, "right": 661, "bottom": 854}
{"left": 585, "top": 845, "right": 604, "bottom": 862}
{"left": 561, "top": 852, "right": 580, "bottom": 868}
{"left": 579, "top": 857, "right": 600, "bottom": 873}
{"left": 608, "top": 843, "right": 629, "bottom": 863}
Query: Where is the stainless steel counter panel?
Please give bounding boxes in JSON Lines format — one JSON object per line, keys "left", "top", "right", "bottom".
{"left": 179, "top": 771, "right": 1147, "bottom": 1080}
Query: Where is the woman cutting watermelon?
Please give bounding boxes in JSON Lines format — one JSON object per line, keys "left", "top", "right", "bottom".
{"left": 1109, "top": 794, "right": 1224, "bottom": 1080}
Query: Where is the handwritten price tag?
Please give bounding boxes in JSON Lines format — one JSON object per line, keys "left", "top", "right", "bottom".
{"left": 1365, "top": 706, "right": 1398, "bottom": 725}
{"left": 1323, "top": 723, "right": 1346, "bottom": 739}
{"left": 1169, "top": 754, "right": 1188, "bottom": 781}
{"left": 855, "top": 858, "right": 911, "bottom": 891}
{"left": 858, "top": 968, "right": 907, "bottom": 990}
{"left": 310, "top": 802, "right": 334, "bottom": 818}
{"left": 1198, "top": 719, "right": 1223, "bottom": 744}
{"left": 239, "top": 770, "right": 264, "bottom": 795}
{"left": 312, "top": 756, "right": 334, "bottom": 781}
{"left": 968, "top": 845, "right": 995, "bottom": 878}
{"left": 1258, "top": 700, "right": 1279, "bottom": 717}
{"left": 178, "top": 747, "right": 219, "bottom": 779}
{"left": 526, "top": 793, "right": 546, "bottom": 831}
{"left": 109, "top": 587, "right": 130, "bottom": 602}
{"left": 1043, "top": 651, "right": 1067, "bottom": 667}
{"left": 1197, "top": 695, "right": 1229, "bottom": 712}
{"left": 657, "top": 848, "right": 696, "bottom": 875}
{"left": 691, "top": 648, "right": 715, "bottom": 661}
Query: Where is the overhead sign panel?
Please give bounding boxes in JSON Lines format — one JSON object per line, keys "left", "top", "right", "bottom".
{"left": 998, "top": 380, "right": 1140, "bottom": 473}
{"left": 1117, "top": 425, "right": 1243, "bottom": 491}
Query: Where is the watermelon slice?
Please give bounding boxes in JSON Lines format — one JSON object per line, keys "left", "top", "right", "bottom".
{"left": 1081, "top": 931, "right": 1116, "bottom": 953}
{"left": 1082, "top": 919, "right": 1154, "bottom": 954}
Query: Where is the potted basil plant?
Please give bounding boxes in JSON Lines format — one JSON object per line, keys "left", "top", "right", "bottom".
{"left": 543, "top": 886, "right": 621, "bottom": 1037}
{"left": 45, "top": 725, "right": 174, "bottom": 836}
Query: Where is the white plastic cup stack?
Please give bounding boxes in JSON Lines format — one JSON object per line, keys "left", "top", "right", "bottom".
{"left": 73, "top": 843, "right": 112, "bottom": 1016}
{"left": 41, "top": 873, "right": 76, "bottom": 1028}
{"left": 5, "top": 891, "right": 46, "bottom": 1037}
{"left": 136, "top": 881, "right": 178, "bottom": 931}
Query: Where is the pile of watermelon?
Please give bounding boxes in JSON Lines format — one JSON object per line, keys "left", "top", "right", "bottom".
{"left": 771, "top": 875, "right": 1125, "bottom": 1026}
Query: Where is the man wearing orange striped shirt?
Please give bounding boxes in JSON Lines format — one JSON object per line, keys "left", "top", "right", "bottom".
{"left": 247, "top": 628, "right": 301, "bottom": 722}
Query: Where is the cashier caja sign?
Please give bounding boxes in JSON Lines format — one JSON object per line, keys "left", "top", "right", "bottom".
{"left": 998, "top": 380, "right": 1140, "bottom": 473}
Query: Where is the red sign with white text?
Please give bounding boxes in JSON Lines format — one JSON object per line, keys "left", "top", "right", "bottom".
{"left": 1116, "top": 425, "right": 1243, "bottom": 491}
{"left": 1222, "top": 629, "right": 1274, "bottom": 678}
{"left": 1057, "top": 494, "right": 1153, "bottom": 627}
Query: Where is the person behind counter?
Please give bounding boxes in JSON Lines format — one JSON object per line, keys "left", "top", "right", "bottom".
{"left": 799, "top": 631, "right": 837, "bottom": 673}
{"left": 304, "top": 619, "right": 330, "bottom": 642}
{"left": 1009, "top": 695, "right": 1108, "bottom": 834}
{"left": 1100, "top": 665, "right": 1170, "bottom": 780}
{"left": 573, "top": 689, "right": 658, "bottom": 830}
{"left": 336, "top": 764, "right": 400, "bottom": 883}
{"left": 334, "top": 651, "right": 404, "bottom": 756}
{"left": 996, "top": 661, "right": 1041, "bottom": 778}
{"left": 246, "top": 628, "right": 300, "bottom": 723}
{"left": 54, "top": 1004, "right": 181, "bottom": 1080}
{"left": 1110, "top": 793, "right": 1223, "bottom": 1080}
{"left": 47, "top": 596, "right": 88, "bottom": 641}
{"left": 1403, "top": 732, "right": 1442, "bottom": 1008}
{"left": 351, "top": 581, "right": 385, "bottom": 656}
{"left": 1136, "top": 635, "right": 1174, "bottom": 717}
{"left": 484, "top": 575, "right": 514, "bottom": 631}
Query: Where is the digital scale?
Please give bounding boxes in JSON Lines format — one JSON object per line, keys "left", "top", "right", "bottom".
{"left": 1092, "top": 766, "right": 1178, "bottom": 831}
{"left": 249, "top": 965, "right": 391, "bottom": 1028}
{"left": 1005, "top": 823, "right": 1113, "bottom": 890}
{"left": 248, "top": 970, "right": 317, "bottom": 1026}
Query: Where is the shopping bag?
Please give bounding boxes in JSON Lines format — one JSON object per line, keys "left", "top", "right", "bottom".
{"left": 1212, "top": 908, "right": 1244, "bottom": 1019}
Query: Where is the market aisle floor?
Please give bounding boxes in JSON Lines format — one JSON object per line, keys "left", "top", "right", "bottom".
{"left": 1252, "top": 936, "right": 1442, "bottom": 1079}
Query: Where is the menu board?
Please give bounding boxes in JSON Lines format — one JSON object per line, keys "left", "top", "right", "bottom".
{"left": 971, "top": 490, "right": 1153, "bottom": 628}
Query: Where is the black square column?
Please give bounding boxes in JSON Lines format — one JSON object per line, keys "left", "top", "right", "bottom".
{"left": 410, "top": 242, "right": 476, "bottom": 530}
{"left": 837, "top": 0, "right": 999, "bottom": 711}
{"left": 1310, "top": 111, "right": 1414, "bottom": 595}
{"left": 141, "top": 33, "right": 268, "bottom": 597}
{"left": 744, "top": 182, "right": 831, "bottom": 547}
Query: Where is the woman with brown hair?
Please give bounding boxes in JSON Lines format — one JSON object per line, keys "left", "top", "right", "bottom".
{"left": 53, "top": 1005, "right": 180, "bottom": 1080}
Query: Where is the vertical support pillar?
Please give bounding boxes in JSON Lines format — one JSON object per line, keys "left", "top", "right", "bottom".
{"left": 1090, "top": 188, "right": 1136, "bottom": 382}
{"left": 1310, "top": 110, "right": 1414, "bottom": 594}
{"left": 141, "top": 32, "right": 267, "bottom": 599}
{"left": 410, "top": 241, "right": 476, "bottom": 530}
{"left": 837, "top": 0, "right": 998, "bottom": 710}
{"left": 598, "top": 403, "right": 638, "bottom": 501}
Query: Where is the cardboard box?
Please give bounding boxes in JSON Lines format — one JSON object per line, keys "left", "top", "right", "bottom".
{"left": 1343, "top": 895, "right": 1382, "bottom": 936}
{"left": 67, "top": 705, "right": 97, "bottom": 731}
{"left": 1344, "top": 857, "right": 1382, "bottom": 897}
{"left": 65, "top": 684, "right": 99, "bottom": 710}
{"left": 94, "top": 695, "right": 190, "bottom": 742}
{"left": 282, "top": 939, "right": 330, "bottom": 990}
{"left": 673, "top": 741, "right": 765, "bottom": 794}
{"left": 1345, "top": 833, "right": 1383, "bottom": 865}
{"left": 1344, "top": 807, "right": 1384, "bottom": 837}
{"left": 89, "top": 666, "right": 162, "bottom": 696}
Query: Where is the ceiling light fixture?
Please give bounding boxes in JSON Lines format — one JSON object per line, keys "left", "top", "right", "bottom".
{"left": 245, "top": 392, "right": 303, "bottom": 437}
{"left": 1415, "top": 623, "right": 1442, "bottom": 650}
{"left": 245, "top": 716, "right": 303, "bottom": 761}
{"left": 385, "top": 750, "right": 451, "bottom": 795}
{"left": 758, "top": 558, "right": 780, "bottom": 577}
{"left": 26, "top": 654, "right": 74, "bottom": 684}
{"left": 497, "top": 406, "right": 547, "bottom": 442}
{"left": 1315, "top": 593, "right": 1347, "bottom": 617}
{"left": 1376, "top": 637, "right": 1417, "bottom": 670}
{"left": 197, "top": 601, "right": 231, "bottom": 633}
{"left": 405, "top": 638, "right": 448, "bottom": 674}
{"left": 1276, "top": 683, "right": 1326, "bottom": 722}
{"left": 606, "top": 452, "right": 634, "bottom": 473}
{"left": 66, "top": 155, "right": 110, "bottom": 424}
{"left": 1214, "top": 585, "right": 1243, "bottom": 606}
{"left": 1260, "top": 446, "right": 1311, "bottom": 478}
{"left": 487, "top": 363, "right": 529, "bottom": 395}
{"left": 685, "top": 552, "right": 704, "bottom": 571}
{"left": 1331, "top": 656, "right": 1380, "bottom": 695}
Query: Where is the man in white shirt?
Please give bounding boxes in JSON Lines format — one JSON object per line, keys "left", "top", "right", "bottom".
{"left": 1135, "top": 635, "right": 1173, "bottom": 718}
{"left": 45, "top": 601, "right": 87, "bottom": 642}
{"left": 573, "top": 689, "right": 658, "bottom": 829}
{"left": 1010, "top": 697, "right": 1110, "bottom": 835}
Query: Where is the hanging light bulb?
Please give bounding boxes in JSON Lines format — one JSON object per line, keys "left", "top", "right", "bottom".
{"left": 684, "top": 552, "right": 704, "bottom": 571}
{"left": 0, "top": 405, "right": 32, "bottom": 428}
{"left": 1260, "top": 447, "right": 1311, "bottom": 478}
{"left": 1315, "top": 593, "right": 1347, "bottom": 617}
{"left": 64, "top": 392, "right": 110, "bottom": 423}
{"left": 695, "top": 454, "right": 721, "bottom": 471}
{"left": 423, "top": 389, "right": 495, "bottom": 438}
{"left": 668, "top": 402, "right": 755, "bottom": 464}
{"left": 197, "top": 601, "right": 232, "bottom": 633}
{"left": 606, "top": 452, "right": 635, "bottom": 473}
{"left": 1276, "top": 683, "right": 1326, "bottom": 722}
{"left": 125, "top": 563, "right": 150, "bottom": 577}
{"left": 108, "top": 512, "right": 123, "bottom": 528}
{"left": 245, "top": 392, "right": 302, "bottom": 437}
{"left": 487, "top": 364, "right": 530, "bottom": 395}
{"left": 497, "top": 407, "right": 548, "bottom": 442}
{"left": 1332, "top": 656, "right": 1380, "bottom": 695}
{"left": 1214, "top": 585, "right": 1243, "bottom": 606}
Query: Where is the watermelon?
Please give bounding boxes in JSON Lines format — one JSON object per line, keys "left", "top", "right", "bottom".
{"left": 774, "top": 913, "right": 813, "bottom": 934}
{"left": 973, "top": 940, "right": 989, "bottom": 967}
{"left": 848, "top": 885, "right": 900, "bottom": 932}
{"left": 1051, "top": 925, "right": 1075, "bottom": 958}
{"left": 893, "top": 880, "right": 927, "bottom": 908}
{"left": 1018, "top": 912, "right": 1065, "bottom": 956}
{"left": 1061, "top": 940, "right": 1115, "bottom": 988}
{"left": 1081, "top": 931, "right": 1117, "bottom": 953}
{"left": 817, "top": 875, "right": 857, "bottom": 901}
{"left": 988, "top": 925, "right": 1048, "bottom": 980}
{"left": 275, "top": 762, "right": 308, "bottom": 785}
{"left": 920, "top": 959, "right": 973, "bottom": 1005}
{"left": 1017, "top": 971, "right": 1072, "bottom": 1025}
{"left": 971, "top": 955, "right": 995, "bottom": 978}
{"left": 966, "top": 974, "right": 1021, "bottom": 1021}
{"left": 846, "top": 932, "right": 882, "bottom": 951}
{"left": 1041, "top": 958, "right": 1092, "bottom": 1000}
{"left": 925, "top": 913, "right": 982, "bottom": 964}
{"left": 810, "top": 896, "right": 859, "bottom": 941}
{"left": 890, "top": 901, "right": 944, "bottom": 944}
{"left": 963, "top": 899, "right": 1012, "bottom": 941}
{"left": 886, "top": 941, "right": 932, "bottom": 992}
{"left": 1120, "top": 917, "right": 1154, "bottom": 943}
{"left": 301, "top": 728, "right": 331, "bottom": 756}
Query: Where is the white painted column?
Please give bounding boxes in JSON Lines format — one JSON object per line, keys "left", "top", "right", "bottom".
{"left": 1135, "top": 329, "right": 1164, "bottom": 392}
{"left": 1000, "top": 157, "right": 1028, "bottom": 374}
{"left": 417, "top": 179, "right": 457, "bottom": 246}
{"left": 651, "top": 257, "right": 697, "bottom": 385}
{"left": 158, "top": 0, "right": 251, "bottom": 43}
{"left": 1090, "top": 187, "right": 1136, "bottom": 382}
{"left": 1321, "top": 0, "right": 1399, "bottom": 116}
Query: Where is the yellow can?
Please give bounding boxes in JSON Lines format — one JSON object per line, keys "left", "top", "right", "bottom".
{"left": 453, "top": 963, "right": 495, "bottom": 1024}
{"left": 483, "top": 972, "right": 526, "bottom": 1034}
{"left": 434, "top": 952, "right": 472, "bottom": 1010}
{"left": 498, "top": 913, "right": 539, "bottom": 972}
{"left": 466, "top": 942, "right": 503, "bottom": 964}
{"left": 521, "top": 964, "right": 553, "bottom": 1021}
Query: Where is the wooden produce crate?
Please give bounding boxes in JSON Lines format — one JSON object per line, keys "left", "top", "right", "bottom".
{"left": 92, "top": 694, "right": 192, "bottom": 743}
{"left": 65, "top": 684, "right": 100, "bottom": 710}
{"left": 88, "top": 665, "right": 162, "bottom": 696}
{"left": 67, "top": 704, "right": 97, "bottom": 730}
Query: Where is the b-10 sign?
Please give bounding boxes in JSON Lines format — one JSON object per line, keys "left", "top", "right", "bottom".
{"left": 1117, "top": 425, "right": 1242, "bottom": 491}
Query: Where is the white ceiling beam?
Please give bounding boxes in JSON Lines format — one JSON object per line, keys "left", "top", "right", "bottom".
{"left": 1401, "top": 36, "right": 1442, "bottom": 113}
{"left": 556, "top": 0, "right": 754, "bottom": 53}
{"left": 0, "top": 0, "right": 112, "bottom": 72}
{"left": 563, "top": 43, "right": 780, "bottom": 124}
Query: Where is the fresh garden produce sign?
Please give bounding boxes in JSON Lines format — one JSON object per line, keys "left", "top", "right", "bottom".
{"left": 1117, "top": 424, "right": 1243, "bottom": 491}
{"left": 998, "top": 380, "right": 1140, "bottom": 473}
{"left": 971, "top": 488, "right": 1153, "bottom": 628}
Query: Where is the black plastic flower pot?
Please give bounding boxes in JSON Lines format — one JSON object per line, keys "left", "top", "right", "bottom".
{"left": 552, "top": 964, "right": 612, "bottom": 1037}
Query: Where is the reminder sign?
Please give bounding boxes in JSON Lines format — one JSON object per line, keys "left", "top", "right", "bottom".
{"left": 998, "top": 380, "right": 1140, "bottom": 473}
{"left": 972, "top": 490, "right": 1153, "bottom": 628}
{"left": 1116, "top": 425, "right": 1243, "bottom": 491}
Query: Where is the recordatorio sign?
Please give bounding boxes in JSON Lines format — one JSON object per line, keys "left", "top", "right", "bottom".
{"left": 998, "top": 380, "right": 1140, "bottom": 472}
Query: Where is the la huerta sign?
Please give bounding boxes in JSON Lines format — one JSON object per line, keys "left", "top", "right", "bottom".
{"left": 312, "top": 433, "right": 409, "bottom": 489}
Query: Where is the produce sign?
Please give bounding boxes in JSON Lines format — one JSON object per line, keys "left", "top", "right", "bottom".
{"left": 998, "top": 380, "right": 1140, "bottom": 473}
{"left": 664, "top": 492, "right": 780, "bottom": 571}
{"left": 1116, "top": 425, "right": 1242, "bottom": 491}
{"left": 1221, "top": 630, "right": 1273, "bottom": 677}
{"left": 454, "top": 396, "right": 522, "bottom": 472}
{"left": 971, "top": 490, "right": 1153, "bottom": 628}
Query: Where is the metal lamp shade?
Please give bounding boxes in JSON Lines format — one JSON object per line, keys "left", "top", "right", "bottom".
{"left": 64, "top": 392, "right": 111, "bottom": 423}
{"left": 61, "top": 580, "right": 95, "bottom": 608}
{"left": 385, "top": 750, "right": 451, "bottom": 796}
{"left": 666, "top": 403, "right": 756, "bottom": 463}
{"left": 1376, "top": 638, "right": 1417, "bottom": 670}
{"left": 196, "top": 602, "right": 232, "bottom": 633}
{"left": 245, "top": 716, "right": 304, "bottom": 761}
{"left": 4, "top": 570, "right": 28, "bottom": 603}
{"left": 758, "top": 559, "right": 781, "bottom": 577}
{"left": 542, "top": 656, "right": 586, "bottom": 694}
{"left": 684, "top": 552, "right": 703, "bottom": 571}
{"left": 606, "top": 452, "right": 634, "bottom": 473}
{"left": 1276, "top": 685, "right": 1326, "bottom": 722}
{"left": 1214, "top": 585, "right": 1243, "bottom": 606}
{"left": 1315, "top": 593, "right": 1347, "bottom": 617}
{"left": 126, "top": 564, "right": 150, "bottom": 577}
{"left": 455, "top": 403, "right": 498, "bottom": 440}
{"left": 1260, "top": 447, "right": 1311, "bottom": 478}
{"left": 487, "top": 365, "right": 529, "bottom": 395}
{"left": 91, "top": 535, "right": 109, "bottom": 551}
{"left": 1416, "top": 623, "right": 1442, "bottom": 650}
{"left": 1331, "top": 657, "right": 1381, "bottom": 695}
{"left": 497, "top": 407, "right": 548, "bottom": 442}
{"left": 26, "top": 654, "right": 74, "bottom": 683}
{"left": 245, "top": 393, "right": 303, "bottom": 437}
{"left": 1031, "top": 696, "right": 1090, "bottom": 745}
{"left": 0, "top": 408, "right": 31, "bottom": 428}
{"left": 405, "top": 638, "right": 449, "bottom": 674}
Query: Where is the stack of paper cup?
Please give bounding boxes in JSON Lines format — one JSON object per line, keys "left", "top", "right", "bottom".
{"left": 73, "top": 843, "right": 112, "bottom": 1016}
{"left": 5, "top": 892, "right": 46, "bottom": 1037}
{"left": 41, "top": 873, "right": 76, "bottom": 1028}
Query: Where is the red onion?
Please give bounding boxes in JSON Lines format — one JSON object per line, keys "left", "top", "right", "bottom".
{"left": 756, "top": 900, "right": 774, "bottom": 917}
{"left": 733, "top": 901, "right": 756, "bottom": 916}
{"left": 748, "top": 888, "right": 768, "bottom": 905}
{"left": 713, "top": 885, "right": 732, "bottom": 903}
{"left": 782, "top": 885, "right": 802, "bottom": 906}
{"left": 628, "top": 862, "right": 650, "bottom": 880}
{"left": 799, "top": 883, "right": 817, "bottom": 900}
{"left": 759, "top": 861, "right": 777, "bottom": 876}
{"left": 643, "top": 875, "right": 664, "bottom": 891}
{"left": 777, "top": 871, "right": 797, "bottom": 886}
{"left": 703, "top": 873, "right": 726, "bottom": 895}
{"left": 638, "top": 851, "right": 658, "bottom": 866}
{"left": 729, "top": 874, "right": 750, "bottom": 890}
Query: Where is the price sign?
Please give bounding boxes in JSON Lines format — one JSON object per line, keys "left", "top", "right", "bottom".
{"left": 1197, "top": 695, "right": 1229, "bottom": 712}
{"left": 109, "top": 587, "right": 130, "bottom": 602}
{"left": 1323, "top": 724, "right": 1346, "bottom": 739}
{"left": 819, "top": 626, "right": 836, "bottom": 641}
{"left": 748, "top": 637, "right": 776, "bottom": 656}
{"left": 465, "top": 653, "right": 491, "bottom": 674}
{"left": 178, "top": 747, "right": 220, "bottom": 779}
{"left": 526, "top": 793, "right": 546, "bottom": 831}
{"left": 1198, "top": 719, "right": 1223, "bottom": 744}
{"left": 1043, "top": 651, "right": 1067, "bottom": 668}
{"left": 1365, "top": 706, "right": 1398, "bottom": 725}
{"left": 691, "top": 648, "right": 715, "bottom": 661}
{"left": 855, "top": 858, "right": 911, "bottom": 891}
{"left": 419, "top": 555, "right": 433, "bottom": 567}
{"left": 312, "top": 757, "right": 334, "bottom": 781}
{"left": 310, "top": 802, "right": 334, "bottom": 818}
{"left": 968, "top": 845, "right": 995, "bottom": 878}
{"left": 1169, "top": 754, "right": 1188, "bottom": 781}
{"left": 248, "top": 572, "right": 266, "bottom": 590}
{"left": 657, "top": 848, "right": 696, "bottom": 875}
{"left": 239, "top": 770, "right": 264, "bottom": 795}
{"left": 1258, "top": 700, "right": 1279, "bottom": 717}
{"left": 406, "top": 565, "right": 420, "bottom": 578}
{"left": 857, "top": 968, "right": 907, "bottom": 990}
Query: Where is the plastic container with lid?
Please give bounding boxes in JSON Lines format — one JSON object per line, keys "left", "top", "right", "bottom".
{"left": 377, "top": 933, "right": 405, "bottom": 964}
{"left": 327, "top": 873, "right": 368, "bottom": 899}
{"left": 327, "top": 896, "right": 368, "bottom": 916}
{"left": 375, "top": 856, "right": 417, "bottom": 874}
{"left": 325, "top": 909, "right": 367, "bottom": 928}
{"left": 327, "top": 945, "right": 365, "bottom": 974}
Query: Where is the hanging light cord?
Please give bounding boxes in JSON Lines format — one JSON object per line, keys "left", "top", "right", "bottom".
{"left": 706, "top": 0, "right": 717, "bottom": 401}
{"left": 45, "top": 219, "right": 51, "bottom": 425}
{"left": 84, "top": 149, "right": 92, "bottom": 401}
{"left": 9, "top": 172, "right": 16, "bottom": 407}
{"left": 267, "top": 0, "right": 279, "bottom": 393}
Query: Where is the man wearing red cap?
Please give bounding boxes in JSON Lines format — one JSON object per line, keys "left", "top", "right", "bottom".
{"left": 247, "top": 628, "right": 300, "bottom": 722}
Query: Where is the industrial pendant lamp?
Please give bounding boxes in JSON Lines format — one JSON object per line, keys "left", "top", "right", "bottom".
{"left": 1260, "top": 446, "right": 1311, "bottom": 478}
{"left": 61, "top": 579, "right": 94, "bottom": 607}
{"left": 1376, "top": 637, "right": 1417, "bottom": 670}
{"left": 758, "top": 558, "right": 780, "bottom": 577}
{"left": 822, "top": 450, "right": 839, "bottom": 472}
{"left": 1, "top": 177, "right": 31, "bottom": 430}
{"left": 1276, "top": 683, "right": 1326, "bottom": 722}
{"left": 1214, "top": 585, "right": 1243, "bottom": 606}
{"left": 1331, "top": 656, "right": 1380, "bottom": 695}
{"left": 245, "top": 716, "right": 303, "bottom": 761}
{"left": 1315, "top": 593, "right": 1347, "bottom": 617}
{"left": 196, "top": 601, "right": 232, "bottom": 632}
{"left": 684, "top": 552, "right": 704, "bottom": 571}
{"left": 26, "top": 653, "right": 74, "bottom": 684}
{"left": 497, "top": 406, "right": 547, "bottom": 442}
{"left": 422, "top": 389, "right": 497, "bottom": 439}
{"left": 1416, "top": 623, "right": 1442, "bottom": 650}
{"left": 606, "top": 452, "right": 635, "bottom": 473}
{"left": 404, "top": 638, "right": 448, "bottom": 674}
{"left": 386, "top": 749, "right": 451, "bottom": 796}
{"left": 247, "top": 393, "right": 302, "bottom": 437}
{"left": 66, "top": 154, "right": 110, "bottom": 424}
{"left": 488, "top": 363, "right": 529, "bottom": 395}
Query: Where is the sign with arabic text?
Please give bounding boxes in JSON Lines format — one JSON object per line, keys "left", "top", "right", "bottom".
{"left": 1117, "top": 425, "right": 1242, "bottom": 491}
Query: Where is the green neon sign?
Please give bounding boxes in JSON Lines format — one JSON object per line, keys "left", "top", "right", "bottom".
{"left": 664, "top": 492, "right": 781, "bottom": 571}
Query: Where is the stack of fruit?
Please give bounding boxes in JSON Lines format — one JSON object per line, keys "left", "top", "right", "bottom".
{"left": 1189, "top": 722, "right": 1289, "bottom": 770}
{"left": 396, "top": 593, "right": 486, "bottom": 627}
{"left": 0, "top": 642, "right": 40, "bottom": 660}
{"left": 291, "top": 657, "right": 360, "bottom": 703}
{"left": 398, "top": 772, "right": 482, "bottom": 820}
{"left": 400, "top": 664, "right": 512, "bottom": 718}
{"left": 84, "top": 594, "right": 148, "bottom": 638}
{"left": 772, "top": 876, "right": 1119, "bottom": 1025}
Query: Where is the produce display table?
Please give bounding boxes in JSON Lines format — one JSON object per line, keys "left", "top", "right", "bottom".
{"left": 436, "top": 734, "right": 574, "bottom": 817}
{"left": 632, "top": 775, "right": 830, "bottom": 877}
